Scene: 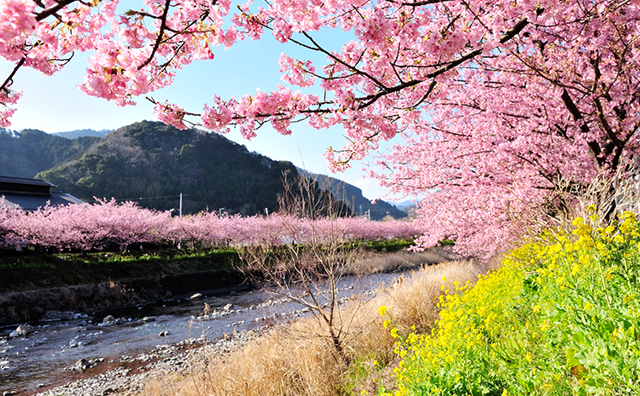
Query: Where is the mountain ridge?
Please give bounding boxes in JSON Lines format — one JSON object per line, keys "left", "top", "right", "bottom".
{"left": 51, "top": 129, "right": 113, "bottom": 139}
{"left": 36, "top": 121, "right": 299, "bottom": 215}
{"left": 0, "top": 122, "right": 408, "bottom": 219}
{"left": 300, "top": 170, "right": 407, "bottom": 220}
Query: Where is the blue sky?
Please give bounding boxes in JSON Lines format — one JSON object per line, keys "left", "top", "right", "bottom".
{"left": 0, "top": 17, "right": 408, "bottom": 201}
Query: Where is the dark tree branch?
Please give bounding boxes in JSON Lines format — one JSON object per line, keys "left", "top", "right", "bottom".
{"left": 35, "top": 0, "right": 78, "bottom": 21}
{"left": 560, "top": 89, "right": 605, "bottom": 164}
{"left": 1, "top": 57, "right": 26, "bottom": 93}
{"left": 301, "top": 32, "right": 388, "bottom": 90}
{"left": 138, "top": 0, "right": 172, "bottom": 70}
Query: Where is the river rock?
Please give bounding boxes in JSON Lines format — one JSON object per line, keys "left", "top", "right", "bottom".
{"left": 142, "top": 316, "right": 155, "bottom": 323}
{"left": 102, "top": 315, "right": 115, "bottom": 324}
{"left": 14, "top": 324, "right": 33, "bottom": 337}
{"left": 189, "top": 293, "right": 203, "bottom": 300}
{"left": 114, "top": 317, "right": 126, "bottom": 325}
{"left": 223, "top": 303, "right": 233, "bottom": 311}
{"left": 158, "top": 331, "right": 171, "bottom": 337}
{"left": 0, "top": 361, "right": 10, "bottom": 371}
{"left": 8, "top": 330, "right": 18, "bottom": 338}
{"left": 75, "top": 358, "right": 90, "bottom": 371}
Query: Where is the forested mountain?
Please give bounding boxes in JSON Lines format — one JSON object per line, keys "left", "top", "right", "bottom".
{"left": 0, "top": 121, "right": 406, "bottom": 218}
{"left": 36, "top": 121, "right": 300, "bottom": 215}
{"left": 51, "top": 128, "right": 112, "bottom": 139}
{"left": 0, "top": 129, "right": 101, "bottom": 178}
{"left": 302, "top": 171, "right": 407, "bottom": 221}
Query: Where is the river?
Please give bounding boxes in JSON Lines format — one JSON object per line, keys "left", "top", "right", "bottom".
{"left": 0, "top": 270, "right": 410, "bottom": 395}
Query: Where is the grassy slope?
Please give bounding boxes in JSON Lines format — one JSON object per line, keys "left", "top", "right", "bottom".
{"left": 0, "top": 248, "right": 240, "bottom": 294}
{"left": 383, "top": 212, "right": 640, "bottom": 395}
{"left": 0, "top": 239, "right": 416, "bottom": 294}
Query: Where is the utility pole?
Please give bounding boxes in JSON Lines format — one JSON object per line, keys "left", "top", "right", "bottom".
{"left": 179, "top": 193, "right": 182, "bottom": 217}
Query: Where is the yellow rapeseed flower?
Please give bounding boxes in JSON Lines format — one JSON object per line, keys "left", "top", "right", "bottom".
{"left": 379, "top": 305, "right": 388, "bottom": 317}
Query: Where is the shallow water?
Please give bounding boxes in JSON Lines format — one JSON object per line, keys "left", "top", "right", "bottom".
{"left": 0, "top": 271, "right": 407, "bottom": 395}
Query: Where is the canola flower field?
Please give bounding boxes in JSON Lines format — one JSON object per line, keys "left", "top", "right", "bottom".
{"left": 379, "top": 209, "right": 640, "bottom": 395}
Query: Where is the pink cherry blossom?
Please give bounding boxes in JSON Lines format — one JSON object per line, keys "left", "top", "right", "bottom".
{"left": 0, "top": 198, "right": 423, "bottom": 251}
{"left": 0, "top": 0, "right": 638, "bottom": 257}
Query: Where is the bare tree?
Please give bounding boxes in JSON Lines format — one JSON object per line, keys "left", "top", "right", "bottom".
{"left": 240, "top": 171, "right": 360, "bottom": 366}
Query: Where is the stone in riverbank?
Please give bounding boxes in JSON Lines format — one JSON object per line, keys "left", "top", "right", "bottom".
{"left": 9, "top": 324, "right": 33, "bottom": 337}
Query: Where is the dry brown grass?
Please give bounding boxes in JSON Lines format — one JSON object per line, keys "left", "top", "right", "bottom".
{"left": 143, "top": 258, "right": 494, "bottom": 396}
{"left": 346, "top": 247, "right": 458, "bottom": 275}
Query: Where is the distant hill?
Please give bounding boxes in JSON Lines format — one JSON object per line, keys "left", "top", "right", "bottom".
{"left": 36, "top": 121, "right": 301, "bottom": 215}
{"left": 1, "top": 121, "right": 405, "bottom": 219}
{"left": 51, "top": 129, "right": 113, "bottom": 139}
{"left": 302, "top": 171, "right": 407, "bottom": 220}
{"left": 394, "top": 199, "right": 419, "bottom": 211}
{"left": 0, "top": 129, "right": 101, "bottom": 179}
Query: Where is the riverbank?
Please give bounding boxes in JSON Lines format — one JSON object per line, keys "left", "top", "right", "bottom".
{"left": 29, "top": 325, "right": 275, "bottom": 396}
{"left": 0, "top": 240, "right": 445, "bottom": 326}
{"left": 1, "top": 248, "right": 459, "bottom": 395}
{"left": 22, "top": 258, "right": 487, "bottom": 396}
{"left": 0, "top": 269, "right": 246, "bottom": 325}
{"left": 0, "top": 248, "right": 240, "bottom": 295}
{"left": 142, "top": 259, "right": 492, "bottom": 396}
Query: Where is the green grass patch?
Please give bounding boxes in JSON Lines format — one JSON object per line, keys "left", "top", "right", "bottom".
{"left": 356, "top": 238, "right": 416, "bottom": 252}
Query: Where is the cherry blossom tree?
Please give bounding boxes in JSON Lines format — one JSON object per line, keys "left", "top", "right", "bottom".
{"left": 1, "top": 0, "right": 638, "bottom": 256}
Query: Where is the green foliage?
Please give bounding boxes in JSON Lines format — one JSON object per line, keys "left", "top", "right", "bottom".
{"left": 356, "top": 238, "right": 415, "bottom": 252}
{"left": 37, "top": 121, "right": 300, "bottom": 215}
{"left": 0, "top": 128, "right": 100, "bottom": 178}
{"left": 379, "top": 211, "right": 640, "bottom": 396}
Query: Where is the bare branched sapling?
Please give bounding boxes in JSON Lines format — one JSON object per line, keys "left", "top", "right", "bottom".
{"left": 241, "top": 172, "right": 360, "bottom": 366}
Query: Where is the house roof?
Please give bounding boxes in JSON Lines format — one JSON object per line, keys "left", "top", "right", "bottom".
{"left": 0, "top": 175, "right": 84, "bottom": 211}
{"left": 0, "top": 175, "right": 55, "bottom": 187}
{"left": 0, "top": 192, "right": 85, "bottom": 212}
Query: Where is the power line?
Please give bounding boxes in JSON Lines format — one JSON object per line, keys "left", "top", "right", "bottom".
{"left": 107, "top": 180, "right": 285, "bottom": 202}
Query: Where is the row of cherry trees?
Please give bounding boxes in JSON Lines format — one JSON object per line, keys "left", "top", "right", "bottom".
{"left": 0, "top": 199, "right": 423, "bottom": 251}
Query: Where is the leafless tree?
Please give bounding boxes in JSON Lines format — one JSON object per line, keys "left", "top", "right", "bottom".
{"left": 240, "top": 171, "right": 361, "bottom": 366}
